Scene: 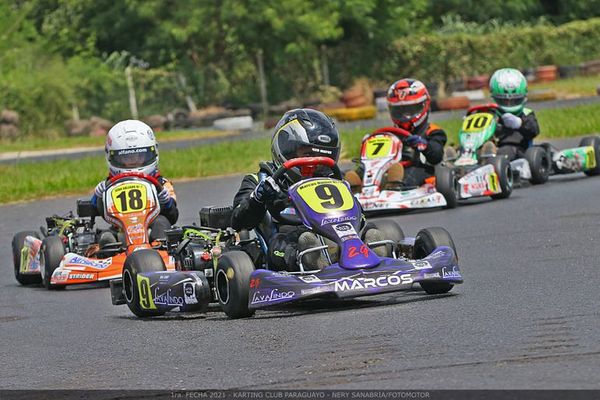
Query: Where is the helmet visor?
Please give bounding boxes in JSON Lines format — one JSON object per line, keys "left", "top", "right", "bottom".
{"left": 389, "top": 102, "right": 426, "bottom": 122}
{"left": 493, "top": 96, "right": 525, "bottom": 108}
{"left": 109, "top": 146, "right": 157, "bottom": 169}
{"left": 278, "top": 139, "right": 340, "bottom": 163}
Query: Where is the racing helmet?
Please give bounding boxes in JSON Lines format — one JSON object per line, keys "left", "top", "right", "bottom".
{"left": 489, "top": 68, "right": 528, "bottom": 115}
{"left": 387, "top": 78, "right": 431, "bottom": 132}
{"left": 271, "top": 108, "right": 340, "bottom": 182}
{"left": 105, "top": 120, "right": 159, "bottom": 176}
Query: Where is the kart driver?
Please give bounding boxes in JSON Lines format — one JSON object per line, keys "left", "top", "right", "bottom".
{"left": 231, "top": 108, "right": 385, "bottom": 272}
{"left": 489, "top": 68, "right": 540, "bottom": 160}
{"left": 91, "top": 119, "right": 178, "bottom": 244}
{"left": 345, "top": 78, "right": 447, "bottom": 191}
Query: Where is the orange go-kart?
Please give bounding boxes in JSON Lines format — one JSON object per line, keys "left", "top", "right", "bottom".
{"left": 11, "top": 172, "right": 174, "bottom": 290}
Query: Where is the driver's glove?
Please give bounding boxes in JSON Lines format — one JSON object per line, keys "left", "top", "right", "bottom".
{"left": 250, "top": 176, "right": 281, "bottom": 204}
{"left": 405, "top": 135, "right": 428, "bottom": 151}
{"left": 501, "top": 113, "right": 522, "bottom": 129}
{"left": 157, "top": 187, "right": 173, "bottom": 207}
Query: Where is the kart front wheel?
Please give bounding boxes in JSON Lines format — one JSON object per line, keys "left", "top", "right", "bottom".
{"left": 526, "top": 146, "right": 550, "bottom": 184}
{"left": 414, "top": 227, "right": 457, "bottom": 295}
{"left": 41, "top": 236, "right": 66, "bottom": 290}
{"left": 490, "top": 156, "right": 513, "bottom": 200}
{"left": 216, "top": 251, "right": 255, "bottom": 319}
{"left": 123, "top": 249, "right": 167, "bottom": 317}
{"left": 435, "top": 166, "right": 458, "bottom": 209}
{"left": 579, "top": 136, "right": 600, "bottom": 176}
{"left": 12, "top": 231, "right": 43, "bottom": 285}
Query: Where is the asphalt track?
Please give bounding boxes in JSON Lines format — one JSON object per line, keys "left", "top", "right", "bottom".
{"left": 1, "top": 139, "right": 600, "bottom": 389}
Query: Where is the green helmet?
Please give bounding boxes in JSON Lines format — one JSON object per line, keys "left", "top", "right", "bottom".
{"left": 489, "top": 68, "right": 527, "bottom": 115}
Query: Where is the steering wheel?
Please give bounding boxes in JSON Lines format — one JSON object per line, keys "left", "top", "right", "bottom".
{"left": 270, "top": 157, "right": 340, "bottom": 226}
{"left": 372, "top": 126, "right": 411, "bottom": 139}
{"left": 466, "top": 103, "right": 500, "bottom": 117}
{"left": 108, "top": 171, "right": 164, "bottom": 192}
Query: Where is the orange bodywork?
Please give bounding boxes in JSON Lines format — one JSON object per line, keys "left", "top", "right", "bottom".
{"left": 50, "top": 176, "right": 175, "bottom": 286}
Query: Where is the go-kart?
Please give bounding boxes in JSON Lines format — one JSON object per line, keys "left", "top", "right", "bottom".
{"left": 116, "top": 157, "right": 463, "bottom": 319}
{"left": 450, "top": 104, "right": 600, "bottom": 189}
{"left": 350, "top": 126, "right": 458, "bottom": 211}
{"left": 109, "top": 206, "right": 261, "bottom": 317}
{"left": 445, "top": 104, "right": 515, "bottom": 200}
{"left": 11, "top": 172, "right": 174, "bottom": 290}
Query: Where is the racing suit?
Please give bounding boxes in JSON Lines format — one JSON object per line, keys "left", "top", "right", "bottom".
{"left": 495, "top": 108, "right": 540, "bottom": 161}
{"left": 232, "top": 162, "right": 345, "bottom": 271}
{"left": 398, "top": 122, "right": 447, "bottom": 187}
{"left": 91, "top": 173, "right": 178, "bottom": 243}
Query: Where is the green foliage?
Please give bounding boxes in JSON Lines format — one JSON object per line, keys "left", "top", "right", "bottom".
{"left": 3, "top": 1, "right": 600, "bottom": 138}
{"left": 389, "top": 18, "right": 600, "bottom": 92}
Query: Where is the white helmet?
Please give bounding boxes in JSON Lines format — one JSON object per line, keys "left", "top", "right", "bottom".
{"left": 105, "top": 120, "right": 159, "bottom": 176}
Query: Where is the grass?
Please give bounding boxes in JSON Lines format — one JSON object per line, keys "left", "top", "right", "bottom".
{"left": 0, "top": 129, "right": 236, "bottom": 153}
{"left": 529, "top": 75, "right": 600, "bottom": 98}
{"left": 2, "top": 102, "right": 600, "bottom": 204}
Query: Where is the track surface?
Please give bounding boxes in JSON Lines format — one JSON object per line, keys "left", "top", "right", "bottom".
{"left": 2, "top": 151, "right": 600, "bottom": 389}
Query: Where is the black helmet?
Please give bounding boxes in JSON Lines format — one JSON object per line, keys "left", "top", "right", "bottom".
{"left": 271, "top": 109, "right": 340, "bottom": 182}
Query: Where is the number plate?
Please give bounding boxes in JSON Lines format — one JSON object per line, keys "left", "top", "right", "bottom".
{"left": 364, "top": 136, "right": 394, "bottom": 159}
{"left": 110, "top": 183, "right": 148, "bottom": 214}
{"left": 296, "top": 179, "right": 355, "bottom": 213}
{"left": 461, "top": 113, "right": 494, "bottom": 133}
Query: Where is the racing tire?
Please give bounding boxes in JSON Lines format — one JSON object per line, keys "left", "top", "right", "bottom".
{"left": 414, "top": 227, "right": 457, "bottom": 295}
{"left": 123, "top": 249, "right": 167, "bottom": 317}
{"left": 41, "top": 236, "right": 66, "bottom": 290}
{"left": 435, "top": 166, "right": 458, "bottom": 209}
{"left": 215, "top": 251, "right": 255, "bottom": 319}
{"left": 366, "top": 220, "right": 405, "bottom": 257}
{"left": 489, "top": 156, "right": 513, "bottom": 200}
{"left": 525, "top": 146, "right": 550, "bottom": 184}
{"left": 12, "top": 231, "right": 43, "bottom": 285}
{"left": 579, "top": 136, "right": 600, "bottom": 176}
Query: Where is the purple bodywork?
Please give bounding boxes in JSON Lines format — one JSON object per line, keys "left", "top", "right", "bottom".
{"left": 248, "top": 177, "right": 463, "bottom": 309}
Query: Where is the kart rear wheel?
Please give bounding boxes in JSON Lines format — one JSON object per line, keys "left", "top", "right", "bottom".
{"left": 414, "top": 227, "right": 457, "bottom": 295}
{"left": 216, "top": 251, "right": 255, "bottom": 319}
{"left": 435, "top": 166, "right": 458, "bottom": 209}
{"left": 12, "top": 231, "right": 43, "bottom": 285}
{"left": 366, "top": 220, "right": 405, "bottom": 257}
{"left": 123, "top": 249, "right": 167, "bottom": 317}
{"left": 579, "top": 136, "right": 600, "bottom": 176}
{"left": 526, "top": 146, "right": 550, "bottom": 184}
{"left": 41, "top": 236, "right": 66, "bottom": 290}
{"left": 489, "top": 156, "right": 513, "bottom": 199}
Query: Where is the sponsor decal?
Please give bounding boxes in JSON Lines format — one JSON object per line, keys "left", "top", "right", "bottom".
{"left": 127, "top": 223, "right": 144, "bottom": 235}
{"left": 298, "top": 275, "right": 321, "bottom": 283}
{"left": 423, "top": 272, "right": 441, "bottom": 279}
{"left": 65, "top": 255, "right": 112, "bottom": 270}
{"left": 53, "top": 270, "right": 70, "bottom": 283}
{"left": 183, "top": 282, "right": 197, "bottom": 305}
{"left": 115, "top": 147, "right": 149, "bottom": 156}
{"left": 154, "top": 289, "right": 184, "bottom": 306}
{"left": 334, "top": 273, "right": 413, "bottom": 292}
{"left": 409, "top": 260, "right": 432, "bottom": 270}
{"left": 442, "top": 266, "right": 461, "bottom": 279}
{"left": 251, "top": 289, "right": 295, "bottom": 304}
{"left": 317, "top": 134, "right": 332, "bottom": 144}
{"left": 332, "top": 223, "right": 357, "bottom": 239}
{"left": 320, "top": 215, "right": 357, "bottom": 226}
{"left": 69, "top": 272, "right": 95, "bottom": 280}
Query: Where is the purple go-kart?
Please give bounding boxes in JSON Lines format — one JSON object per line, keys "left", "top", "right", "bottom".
{"left": 214, "top": 157, "right": 463, "bottom": 318}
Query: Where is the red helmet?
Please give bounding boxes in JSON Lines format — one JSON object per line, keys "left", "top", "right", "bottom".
{"left": 386, "top": 79, "right": 431, "bottom": 132}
